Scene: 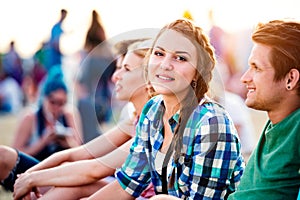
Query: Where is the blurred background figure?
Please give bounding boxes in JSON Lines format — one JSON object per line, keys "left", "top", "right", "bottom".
{"left": 0, "top": 55, "right": 23, "bottom": 114}
{"left": 22, "top": 41, "right": 48, "bottom": 105}
{"left": 84, "top": 10, "right": 107, "bottom": 53}
{"left": 45, "top": 9, "right": 68, "bottom": 71}
{"left": 208, "top": 9, "right": 256, "bottom": 160}
{"left": 208, "top": 9, "right": 249, "bottom": 99}
{"left": 76, "top": 10, "right": 116, "bottom": 143}
{"left": 11, "top": 66, "right": 82, "bottom": 161}
{"left": 1, "top": 41, "right": 24, "bottom": 86}
{"left": 208, "top": 9, "right": 232, "bottom": 90}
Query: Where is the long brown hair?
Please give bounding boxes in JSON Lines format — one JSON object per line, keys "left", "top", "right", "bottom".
{"left": 146, "top": 19, "right": 216, "bottom": 190}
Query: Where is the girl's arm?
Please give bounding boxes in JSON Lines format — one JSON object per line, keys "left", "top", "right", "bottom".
{"left": 13, "top": 139, "right": 133, "bottom": 199}
{"left": 26, "top": 115, "right": 133, "bottom": 173}
{"left": 187, "top": 112, "right": 244, "bottom": 199}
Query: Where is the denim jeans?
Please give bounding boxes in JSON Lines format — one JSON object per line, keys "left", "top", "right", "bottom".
{"left": 1, "top": 150, "right": 39, "bottom": 191}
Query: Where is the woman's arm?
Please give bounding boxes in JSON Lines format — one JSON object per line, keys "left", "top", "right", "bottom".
{"left": 14, "top": 159, "right": 110, "bottom": 199}
{"left": 81, "top": 118, "right": 133, "bottom": 158}
{"left": 25, "top": 114, "right": 133, "bottom": 173}
{"left": 13, "top": 139, "right": 133, "bottom": 199}
{"left": 186, "top": 110, "right": 244, "bottom": 199}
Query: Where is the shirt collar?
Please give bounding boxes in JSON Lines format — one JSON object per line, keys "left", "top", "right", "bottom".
{"left": 147, "top": 95, "right": 180, "bottom": 123}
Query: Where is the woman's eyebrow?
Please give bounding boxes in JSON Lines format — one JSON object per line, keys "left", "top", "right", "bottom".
{"left": 155, "top": 46, "right": 191, "bottom": 57}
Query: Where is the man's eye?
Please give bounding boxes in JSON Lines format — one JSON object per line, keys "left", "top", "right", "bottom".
{"left": 253, "top": 66, "right": 260, "bottom": 71}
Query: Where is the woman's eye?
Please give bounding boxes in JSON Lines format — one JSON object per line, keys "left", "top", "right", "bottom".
{"left": 121, "top": 64, "right": 131, "bottom": 71}
{"left": 154, "top": 50, "right": 164, "bottom": 57}
{"left": 115, "top": 66, "right": 122, "bottom": 70}
{"left": 176, "top": 55, "right": 187, "bottom": 62}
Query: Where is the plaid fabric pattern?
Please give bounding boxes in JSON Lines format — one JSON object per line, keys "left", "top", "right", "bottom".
{"left": 116, "top": 95, "right": 244, "bottom": 199}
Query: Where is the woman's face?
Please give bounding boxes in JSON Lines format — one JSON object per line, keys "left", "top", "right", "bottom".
{"left": 148, "top": 29, "right": 197, "bottom": 99}
{"left": 113, "top": 51, "right": 146, "bottom": 102}
{"left": 111, "top": 55, "right": 124, "bottom": 84}
{"left": 46, "top": 89, "right": 67, "bottom": 118}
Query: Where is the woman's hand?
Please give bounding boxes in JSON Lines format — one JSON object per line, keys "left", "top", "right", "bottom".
{"left": 13, "top": 173, "right": 42, "bottom": 200}
{"left": 41, "top": 126, "right": 57, "bottom": 145}
{"left": 55, "top": 135, "right": 71, "bottom": 148}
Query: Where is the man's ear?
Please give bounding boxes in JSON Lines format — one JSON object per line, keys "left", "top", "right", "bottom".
{"left": 286, "top": 68, "right": 299, "bottom": 90}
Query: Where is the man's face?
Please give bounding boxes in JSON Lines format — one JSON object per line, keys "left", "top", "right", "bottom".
{"left": 241, "top": 43, "right": 286, "bottom": 112}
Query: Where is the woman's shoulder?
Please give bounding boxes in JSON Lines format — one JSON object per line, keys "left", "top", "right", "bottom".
{"left": 193, "top": 99, "right": 231, "bottom": 122}
{"left": 195, "top": 98, "right": 217, "bottom": 111}
{"left": 118, "top": 102, "right": 136, "bottom": 122}
{"left": 22, "top": 104, "right": 38, "bottom": 116}
{"left": 147, "top": 95, "right": 163, "bottom": 104}
{"left": 141, "top": 95, "right": 163, "bottom": 115}
{"left": 190, "top": 100, "right": 239, "bottom": 137}
{"left": 62, "top": 105, "right": 77, "bottom": 119}
{"left": 16, "top": 105, "right": 36, "bottom": 125}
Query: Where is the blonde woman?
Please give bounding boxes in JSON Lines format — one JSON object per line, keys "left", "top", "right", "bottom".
{"left": 13, "top": 40, "right": 155, "bottom": 200}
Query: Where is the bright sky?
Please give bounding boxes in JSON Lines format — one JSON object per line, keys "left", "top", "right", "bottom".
{"left": 0, "top": 0, "right": 299, "bottom": 58}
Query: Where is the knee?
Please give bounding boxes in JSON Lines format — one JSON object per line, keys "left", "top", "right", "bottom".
{"left": 0, "top": 145, "right": 18, "bottom": 180}
{"left": 0, "top": 145, "right": 18, "bottom": 163}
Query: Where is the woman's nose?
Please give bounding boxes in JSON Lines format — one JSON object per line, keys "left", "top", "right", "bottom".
{"left": 159, "top": 55, "right": 173, "bottom": 70}
{"left": 111, "top": 68, "right": 123, "bottom": 83}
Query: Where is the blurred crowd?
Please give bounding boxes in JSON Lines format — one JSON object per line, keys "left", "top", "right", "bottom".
{"left": 0, "top": 9, "right": 256, "bottom": 158}
{"left": 1, "top": 6, "right": 299, "bottom": 200}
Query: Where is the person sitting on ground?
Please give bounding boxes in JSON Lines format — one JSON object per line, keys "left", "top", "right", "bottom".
{"left": 87, "top": 18, "right": 244, "bottom": 200}
{"left": 228, "top": 19, "right": 300, "bottom": 200}
{"left": 0, "top": 66, "right": 23, "bottom": 114}
{"left": 0, "top": 39, "right": 155, "bottom": 200}
{"left": 0, "top": 66, "right": 82, "bottom": 192}
{"left": 13, "top": 39, "right": 154, "bottom": 200}
{"left": 11, "top": 66, "right": 83, "bottom": 162}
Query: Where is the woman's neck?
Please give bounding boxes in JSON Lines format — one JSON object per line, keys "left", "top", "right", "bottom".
{"left": 162, "top": 95, "right": 180, "bottom": 119}
{"left": 131, "top": 94, "right": 150, "bottom": 116}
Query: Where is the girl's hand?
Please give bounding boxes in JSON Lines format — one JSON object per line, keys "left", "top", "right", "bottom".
{"left": 41, "top": 127, "right": 57, "bottom": 144}
{"left": 13, "top": 173, "right": 42, "bottom": 200}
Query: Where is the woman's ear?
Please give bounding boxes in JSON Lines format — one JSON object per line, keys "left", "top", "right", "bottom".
{"left": 286, "top": 68, "right": 299, "bottom": 90}
{"left": 192, "top": 76, "right": 198, "bottom": 82}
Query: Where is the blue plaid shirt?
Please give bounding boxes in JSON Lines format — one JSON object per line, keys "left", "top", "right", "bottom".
{"left": 116, "top": 95, "right": 244, "bottom": 199}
